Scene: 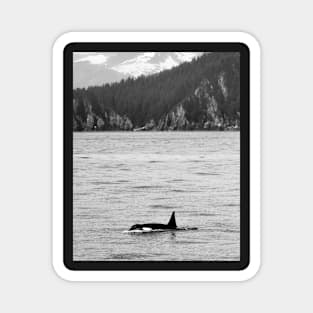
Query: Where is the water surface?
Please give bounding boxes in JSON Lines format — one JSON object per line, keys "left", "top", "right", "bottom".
{"left": 73, "top": 131, "right": 240, "bottom": 261}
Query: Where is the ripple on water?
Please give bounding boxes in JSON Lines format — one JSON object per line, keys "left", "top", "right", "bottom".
{"left": 106, "top": 253, "right": 163, "bottom": 260}
{"left": 132, "top": 185, "right": 163, "bottom": 189}
{"left": 196, "top": 213, "right": 216, "bottom": 217}
{"left": 149, "top": 204, "right": 177, "bottom": 209}
{"left": 168, "top": 179, "right": 185, "bottom": 182}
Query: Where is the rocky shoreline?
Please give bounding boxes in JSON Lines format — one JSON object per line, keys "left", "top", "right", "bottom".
{"left": 73, "top": 79, "right": 240, "bottom": 132}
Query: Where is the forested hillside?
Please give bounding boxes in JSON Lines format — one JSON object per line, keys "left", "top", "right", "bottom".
{"left": 73, "top": 52, "right": 240, "bottom": 131}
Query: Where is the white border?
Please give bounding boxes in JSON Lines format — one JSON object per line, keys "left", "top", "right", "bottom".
{"left": 53, "top": 32, "right": 260, "bottom": 281}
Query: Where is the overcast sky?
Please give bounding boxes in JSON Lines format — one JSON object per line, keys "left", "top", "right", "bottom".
{"left": 73, "top": 52, "right": 203, "bottom": 88}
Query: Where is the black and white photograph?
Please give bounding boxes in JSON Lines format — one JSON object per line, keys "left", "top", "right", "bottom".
{"left": 6, "top": 0, "right": 313, "bottom": 307}
{"left": 71, "top": 50, "right": 243, "bottom": 263}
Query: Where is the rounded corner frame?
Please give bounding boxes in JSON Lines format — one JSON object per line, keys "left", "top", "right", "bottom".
{"left": 53, "top": 31, "right": 260, "bottom": 282}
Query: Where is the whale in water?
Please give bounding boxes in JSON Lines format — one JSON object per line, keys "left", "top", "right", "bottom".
{"left": 128, "top": 211, "right": 197, "bottom": 232}
{"left": 129, "top": 211, "right": 177, "bottom": 231}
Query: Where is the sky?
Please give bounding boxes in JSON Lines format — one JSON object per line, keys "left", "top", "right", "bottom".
{"left": 73, "top": 52, "right": 203, "bottom": 88}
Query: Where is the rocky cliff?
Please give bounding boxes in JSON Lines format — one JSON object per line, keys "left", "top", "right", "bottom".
{"left": 73, "top": 99, "right": 133, "bottom": 131}
{"left": 155, "top": 78, "right": 240, "bottom": 131}
{"left": 73, "top": 78, "right": 239, "bottom": 131}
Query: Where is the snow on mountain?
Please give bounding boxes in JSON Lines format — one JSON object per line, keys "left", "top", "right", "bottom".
{"left": 73, "top": 52, "right": 202, "bottom": 88}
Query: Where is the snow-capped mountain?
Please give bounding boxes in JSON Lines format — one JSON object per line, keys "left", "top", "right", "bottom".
{"left": 73, "top": 52, "right": 203, "bottom": 88}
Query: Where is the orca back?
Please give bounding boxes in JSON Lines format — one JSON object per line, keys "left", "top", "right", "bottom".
{"left": 167, "top": 211, "right": 177, "bottom": 228}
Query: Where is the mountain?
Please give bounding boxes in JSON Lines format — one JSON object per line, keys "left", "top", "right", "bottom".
{"left": 73, "top": 52, "right": 202, "bottom": 88}
{"left": 72, "top": 52, "right": 240, "bottom": 131}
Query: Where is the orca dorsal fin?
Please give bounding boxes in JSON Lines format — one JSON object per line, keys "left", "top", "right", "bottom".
{"left": 167, "top": 211, "right": 177, "bottom": 228}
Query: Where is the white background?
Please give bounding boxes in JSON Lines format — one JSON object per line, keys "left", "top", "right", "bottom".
{"left": 0, "top": 0, "right": 312, "bottom": 312}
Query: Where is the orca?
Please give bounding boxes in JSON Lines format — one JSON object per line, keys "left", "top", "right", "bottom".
{"left": 129, "top": 211, "right": 177, "bottom": 231}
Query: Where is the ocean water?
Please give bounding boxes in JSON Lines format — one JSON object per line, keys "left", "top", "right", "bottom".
{"left": 73, "top": 131, "right": 240, "bottom": 261}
